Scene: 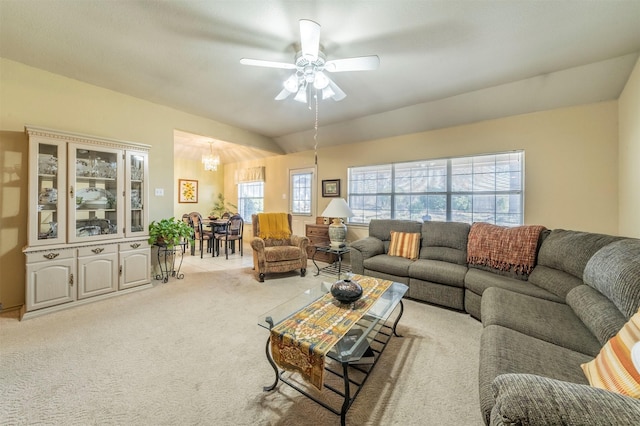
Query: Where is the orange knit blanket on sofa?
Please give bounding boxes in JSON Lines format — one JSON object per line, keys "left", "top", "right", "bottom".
{"left": 467, "top": 222, "right": 546, "bottom": 276}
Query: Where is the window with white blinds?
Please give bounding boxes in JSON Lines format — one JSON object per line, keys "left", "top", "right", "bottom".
{"left": 238, "top": 182, "right": 264, "bottom": 223}
{"left": 348, "top": 151, "right": 524, "bottom": 226}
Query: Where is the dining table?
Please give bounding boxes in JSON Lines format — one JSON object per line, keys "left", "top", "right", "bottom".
{"left": 203, "top": 218, "right": 236, "bottom": 256}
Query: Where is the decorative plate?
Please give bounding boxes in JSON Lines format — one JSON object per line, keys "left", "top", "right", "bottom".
{"left": 76, "top": 187, "right": 112, "bottom": 202}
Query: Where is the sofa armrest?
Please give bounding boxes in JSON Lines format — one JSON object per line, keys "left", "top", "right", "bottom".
{"left": 350, "top": 237, "right": 385, "bottom": 274}
{"left": 490, "top": 373, "right": 640, "bottom": 426}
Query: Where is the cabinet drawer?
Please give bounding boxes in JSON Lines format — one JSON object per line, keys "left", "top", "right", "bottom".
{"left": 119, "top": 241, "right": 149, "bottom": 251}
{"left": 26, "top": 249, "right": 74, "bottom": 264}
{"left": 78, "top": 245, "right": 117, "bottom": 257}
{"left": 306, "top": 225, "right": 329, "bottom": 237}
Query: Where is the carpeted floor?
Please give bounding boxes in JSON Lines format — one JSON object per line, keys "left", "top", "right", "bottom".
{"left": 0, "top": 253, "right": 483, "bottom": 425}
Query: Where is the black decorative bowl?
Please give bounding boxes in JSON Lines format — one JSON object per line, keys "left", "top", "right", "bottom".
{"left": 331, "top": 279, "right": 363, "bottom": 304}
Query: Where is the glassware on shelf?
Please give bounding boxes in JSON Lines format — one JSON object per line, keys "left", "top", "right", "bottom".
{"left": 38, "top": 154, "right": 58, "bottom": 175}
{"left": 38, "top": 188, "right": 58, "bottom": 205}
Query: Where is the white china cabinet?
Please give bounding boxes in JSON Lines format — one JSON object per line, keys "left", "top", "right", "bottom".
{"left": 22, "top": 126, "right": 152, "bottom": 319}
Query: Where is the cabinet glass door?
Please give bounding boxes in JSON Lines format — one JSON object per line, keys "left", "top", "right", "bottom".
{"left": 126, "top": 151, "right": 149, "bottom": 237}
{"left": 31, "top": 140, "right": 67, "bottom": 246}
{"left": 68, "top": 144, "right": 124, "bottom": 242}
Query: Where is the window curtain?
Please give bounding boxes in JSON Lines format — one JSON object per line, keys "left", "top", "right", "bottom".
{"left": 235, "top": 166, "right": 265, "bottom": 184}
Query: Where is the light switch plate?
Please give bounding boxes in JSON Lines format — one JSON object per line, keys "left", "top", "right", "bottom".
{"left": 155, "top": 188, "right": 164, "bottom": 196}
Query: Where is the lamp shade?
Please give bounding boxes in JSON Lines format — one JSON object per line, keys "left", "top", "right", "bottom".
{"left": 321, "top": 198, "right": 354, "bottom": 218}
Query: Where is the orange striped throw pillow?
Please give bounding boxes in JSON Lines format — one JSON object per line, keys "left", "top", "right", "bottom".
{"left": 387, "top": 231, "right": 421, "bottom": 260}
{"left": 581, "top": 308, "right": 640, "bottom": 398}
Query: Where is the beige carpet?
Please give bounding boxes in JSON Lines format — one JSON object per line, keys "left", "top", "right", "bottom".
{"left": 0, "top": 264, "right": 483, "bottom": 425}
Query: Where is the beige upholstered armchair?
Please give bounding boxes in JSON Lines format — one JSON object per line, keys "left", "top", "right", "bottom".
{"left": 250, "top": 213, "right": 309, "bottom": 282}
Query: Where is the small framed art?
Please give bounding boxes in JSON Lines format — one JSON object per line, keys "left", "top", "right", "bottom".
{"left": 322, "top": 179, "right": 340, "bottom": 197}
{"left": 178, "top": 179, "right": 198, "bottom": 203}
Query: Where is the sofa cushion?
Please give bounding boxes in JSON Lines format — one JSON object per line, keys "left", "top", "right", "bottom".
{"left": 388, "top": 231, "right": 420, "bottom": 260}
{"left": 583, "top": 239, "right": 640, "bottom": 320}
{"left": 409, "top": 259, "right": 467, "bottom": 287}
{"left": 479, "top": 325, "right": 592, "bottom": 425}
{"left": 467, "top": 222, "right": 546, "bottom": 281}
{"left": 581, "top": 308, "right": 640, "bottom": 398}
{"left": 490, "top": 374, "right": 640, "bottom": 426}
{"left": 264, "top": 246, "right": 302, "bottom": 262}
{"left": 465, "top": 268, "right": 563, "bottom": 303}
{"left": 535, "top": 229, "right": 622, "bottom": 281}
{"left": 481, "top": 287, "right": 601, "bottom": 356}
{"left": 567, "top": 285, "right": 627, "bottom": 345}
{"left": 419, "top": 221, "right": 470, "bottom": 265}
{"left": 362, "top": 254, "right": 412, "bottom": 277}
{"left": 528, "top": 265, "right": 585, "bottom": 301}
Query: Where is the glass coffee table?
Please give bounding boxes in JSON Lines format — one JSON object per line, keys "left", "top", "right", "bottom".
{"left": 258, "top": 278, "right": 408, "bottom": 425}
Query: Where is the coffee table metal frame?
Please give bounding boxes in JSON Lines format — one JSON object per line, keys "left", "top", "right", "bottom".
{"left": 258, "top": 280, "right": 408, "bottom": 425}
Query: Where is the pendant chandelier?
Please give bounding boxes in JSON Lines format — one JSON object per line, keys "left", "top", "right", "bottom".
{"left": 202, "top": 142, "right": 220, "bottom": 171}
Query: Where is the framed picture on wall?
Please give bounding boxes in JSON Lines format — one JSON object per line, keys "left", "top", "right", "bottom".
{"left": 322, "top": 179, "right": 340, "bottom": 197}
{"left": 178, "top": 179, "right": 198, "bottom": 203}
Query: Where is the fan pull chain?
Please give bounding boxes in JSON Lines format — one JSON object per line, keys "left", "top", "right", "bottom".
{"left": 314, "top": 90, "right": 319, "bottom": 166}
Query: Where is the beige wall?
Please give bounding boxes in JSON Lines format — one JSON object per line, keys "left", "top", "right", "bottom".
{"left": 0, "top": 58, "right": 277, "bottom": 310}
{"left": 173, "top": 157, "right": 225, "bottom": 220}
{"left": 227, "top": 101, "right": 620, "bottom": 244}
{"left": 618, "top": 57, "right": 640, "bottom": 238}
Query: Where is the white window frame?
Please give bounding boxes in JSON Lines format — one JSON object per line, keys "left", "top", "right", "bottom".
{"left": 347, "top": 151, "right": 524, "bottom": 226}
{"left": 289, "top": 167, "right": 315, "bottom": 216}
{"left": 238, "top": 181, "right": 264, "bottom": 224}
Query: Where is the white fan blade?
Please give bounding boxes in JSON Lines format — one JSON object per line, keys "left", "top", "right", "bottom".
{"left": 300, "top": 19, "right": 320, "bottom": 61}
{"left": 325, "top": 55, "right": 380, "bottom": 72}
{"left": 240, "top": 58, "right": 296, "bottom": 70}
{"left": 327, "top": 79, "right": 346, "bottom": 101}
{"left": 275, "top": 88, "right": 292, "bottom": 100}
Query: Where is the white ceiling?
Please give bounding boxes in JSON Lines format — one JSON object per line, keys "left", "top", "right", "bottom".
{"left": 1, "top": 1, "right": 640, "bottom": 162}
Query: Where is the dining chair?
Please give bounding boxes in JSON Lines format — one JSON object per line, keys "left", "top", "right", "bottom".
{"left": 189, "top": 212, "right": 213, "bottom": 258}
{"left": 182, "top": 213, "right": 194, "bottom": 254}
{"left": 214, "top": 214, "right": 243, "bottom": 259}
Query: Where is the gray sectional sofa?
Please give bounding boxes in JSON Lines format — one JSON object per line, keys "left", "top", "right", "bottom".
{"left": 349, "top": 219, "right": 640, "bottom": 425}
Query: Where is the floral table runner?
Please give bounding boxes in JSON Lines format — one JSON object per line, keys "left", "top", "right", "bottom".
{"left": 270, "top": 275, "right": 393, "bottom": 390}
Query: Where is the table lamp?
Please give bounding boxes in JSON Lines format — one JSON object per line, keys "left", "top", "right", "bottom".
{"left": 321, "top": 198, "right": 354, "bottom": 249}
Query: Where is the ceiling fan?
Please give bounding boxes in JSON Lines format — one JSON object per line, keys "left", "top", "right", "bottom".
{"left": 240, "top": 19, "right": 379, "bottom": 103}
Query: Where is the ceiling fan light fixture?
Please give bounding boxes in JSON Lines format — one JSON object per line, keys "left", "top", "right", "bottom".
{"left": 283, "top": 74, "right": 299, "bottom": 93}
{"left": 240, "top": 19, "right": 378, "bottom": 104}
{"left": 313, "top": 71, "right": 330, "bottom": 89}
{"left": 321, "top": 85, "right": 335, "bottom": 100}
{"left": 294, "top": 84, "right": 308, "bottom": 103}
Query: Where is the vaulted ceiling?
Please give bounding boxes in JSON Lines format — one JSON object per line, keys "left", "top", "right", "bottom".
{"left": 1, "top": 1, "right": 639, "bottom": 162}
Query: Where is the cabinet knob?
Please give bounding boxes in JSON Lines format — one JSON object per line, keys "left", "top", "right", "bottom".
{"left": 69, "top": 273, "right": 74, "bottom": 286}
{"left": 130, "top": 243, "right": 141, "bottom": 249}
{"left": 91, "top": 247, "right": 105, "bottom": 254}
{"left": 43, "top": 252, "right": 59, "bottom": 259}
{"left": 70, "top": 185, "right": 74, "bottom": 198}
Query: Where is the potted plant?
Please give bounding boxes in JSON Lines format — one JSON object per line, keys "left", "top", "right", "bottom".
{"left": 148, "top": 217, "right": 193, "bottom": 247}
{"left": 209, "top": 192, "right": 237, "bottom": 219}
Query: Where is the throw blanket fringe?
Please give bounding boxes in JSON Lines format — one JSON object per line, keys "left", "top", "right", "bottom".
{"left": 258, "top": 213, "right": 291, "bottom": 239}
{"left": 467, "top": 223, "right": 546, "bottom": 275}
